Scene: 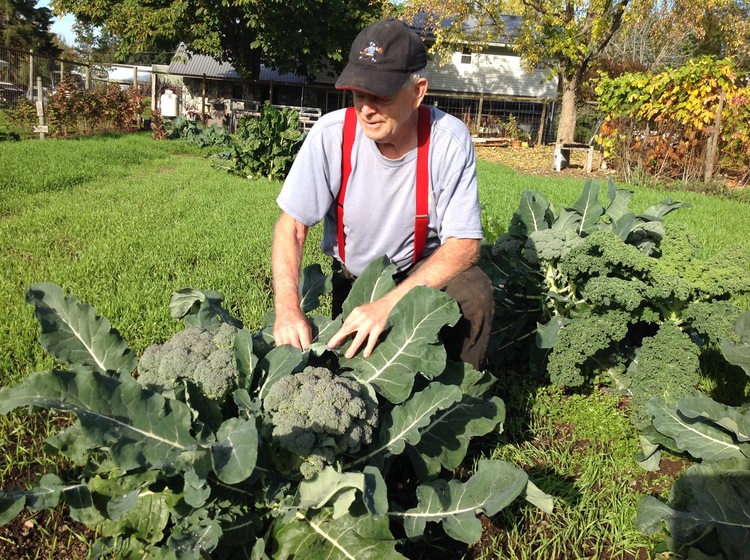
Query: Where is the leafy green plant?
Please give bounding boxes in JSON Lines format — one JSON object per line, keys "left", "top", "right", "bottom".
{"left": 224, "top": 100, "right": 304, "bottom": 180}
{"left": 636, "top": 310, "right": 750, "bottom": 559}
{"left": 481, "top": 179, "right": 750, "bottom": 428}
{"left": 0, "top": 258, "right": 551, "bottom": 559}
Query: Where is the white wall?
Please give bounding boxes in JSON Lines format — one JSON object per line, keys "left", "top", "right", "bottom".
{"left": 426, "top": 49, "right": 558, "bottom": 99}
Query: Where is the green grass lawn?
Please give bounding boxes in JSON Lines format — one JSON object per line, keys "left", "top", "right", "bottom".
{"left": 1, "top": 132, "right": 748, "bottom": 559}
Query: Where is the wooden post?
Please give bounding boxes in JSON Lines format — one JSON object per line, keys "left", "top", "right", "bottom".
{"left": 34, "top": 76, "right": 47, "bottom": 139}
{"left": 537, "top": 99, "right": 548, "bottom": 146}
{"left": 704, "top": 89, "right": 725, "bottom": 184}
{"left": 133, "top": 65, "right": 138, "bottom": 89}
{"left": 477, "top": 92, "right": 484, "bottom": 135}
{"left": 201, "top": 74, "right": 207, "bottom": 125}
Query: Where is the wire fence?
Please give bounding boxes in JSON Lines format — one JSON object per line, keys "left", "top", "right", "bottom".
{"left": 2, "top": 46, "right": 581, "bottom": 149}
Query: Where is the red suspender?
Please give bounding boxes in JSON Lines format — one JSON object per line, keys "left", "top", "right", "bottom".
{"left": 414, "top": 105, "right": 431, "bottom": 264}
{"left": 337, "top": 105, "right": 431, "bottom": 266}
{"left": 337, "top": 107, "right": 358, "bottom": 264}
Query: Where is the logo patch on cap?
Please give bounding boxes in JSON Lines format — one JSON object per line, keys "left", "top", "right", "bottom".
{"left": 359, "top": 41, "right": 384, "bottom": 62}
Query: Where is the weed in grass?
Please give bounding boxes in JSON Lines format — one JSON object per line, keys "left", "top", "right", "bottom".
{"left": 482, "top": 379, "right": 668, "bottom": 559}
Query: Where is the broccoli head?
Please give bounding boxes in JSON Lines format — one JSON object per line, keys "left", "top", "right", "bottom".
{"left": 524, "top": 228, "right": 584, "bottom": 264}
{"left": 137, "top": 322, "right": 240, "bottom": 404}
{"left": 263, "top": 366, "right": 379, "bottom": 479}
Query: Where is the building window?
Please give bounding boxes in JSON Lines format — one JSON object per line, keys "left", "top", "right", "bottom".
{"left": 461, "top": 48, "right": 472, "bottom": 65}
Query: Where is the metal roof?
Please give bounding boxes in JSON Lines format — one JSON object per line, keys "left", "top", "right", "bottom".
{"left": 411, "top": 13, "right": 522, "bottom": 46}
{"left": 167, "top": 46, "right": 306, "bottom": 84}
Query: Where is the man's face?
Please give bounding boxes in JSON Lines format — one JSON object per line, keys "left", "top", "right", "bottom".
{"left": 352, "top": 78, "right": 427, "bottom": 152}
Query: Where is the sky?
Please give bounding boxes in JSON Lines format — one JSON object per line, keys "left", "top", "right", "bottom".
{"left": 38, "top": 0, "right": 77, "bottom": 45}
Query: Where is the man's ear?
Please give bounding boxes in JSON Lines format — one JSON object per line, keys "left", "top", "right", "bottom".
{"left": 413, "top": 78, "right": 428, "bottom": 108}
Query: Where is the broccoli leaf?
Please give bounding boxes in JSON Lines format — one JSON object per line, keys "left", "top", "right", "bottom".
{"left": 169, "top": 288, "right": 243, "bottom": 330}
{"left": 721, "top": 310, "right": 750, "bottom": 376}
{"left": 636, "top": 459, "right": 750, "bottom": 560}
{"left": 639, "top": 198, "right": 691, "bottom": 221}
{"left": 343, "top": 287, "right": 460, "bottom": 403}
{"left": 676, "top": 394, "right": 750, "bottom": 443}
{"left": 0, "top": 492, "right": 26, "bottom": 526}
{"left": 274, "top": 509, "right": 405, "bottom": 559}
{"left": 234, "top": 328, "right": 258, "bottom": 390}
{"left": 604, "top": 180, "right": 633, "bottom": 224}
{"left": 569, "top": 179, "right": 603, "bottom": 235}
{"left": 408, "top": 395, "right": 506, "bottom": 479}
{"left": 211, "top": 417, "right": 258, "bottom": 484}
{"left": 26, "top": 282, "right": 136, "bottom": 377}
{"left": 257, "top": 344, "right": 306, "bottom": 400}
{"left": 0, "top": 370, "right": 199, "bottom": 473}
{"left": 296, "top": 465, "right": 387, "bottom": 519}
{"left": 341, "top": 256, "right": 397, "bottom": 319}
{"left": 363, "top": 382, "right": 463, "bottom": 468}
{"left": 300, "top": 263, "right": 332, "bottom": 314}
{"left": 647, "top": 397, "right": 746, "bottom": 461}
{"left": 516, "top": 190, "right": 551, "bottom": 234}
{"left": 400, "top": 459, "right": 528, "bottom": 544}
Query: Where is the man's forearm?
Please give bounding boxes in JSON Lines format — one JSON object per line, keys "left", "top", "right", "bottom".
{"left": 383, "top": 237, "right": 480, "bottom": 307}
{"left": 271, "top": 213, "right": 309, "bottom": 311}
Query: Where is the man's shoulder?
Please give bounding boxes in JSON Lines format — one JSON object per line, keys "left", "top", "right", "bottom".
{"left": 430, "top": 106, "right": 469, "bottom": 135}
{"left": 315, "top": 108, "right": 348, "bottom": 128}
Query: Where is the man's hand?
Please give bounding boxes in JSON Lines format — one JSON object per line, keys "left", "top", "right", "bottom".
{"left": 327, "top": 298, "right": 396, "bottom": 359}
{"left": 273, "top": 307, "right": 313, "bottom": 350}
{"left": 326, "top": 237, "right": 480, "bottom": 359}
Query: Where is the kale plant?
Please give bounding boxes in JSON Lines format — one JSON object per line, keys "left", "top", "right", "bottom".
{"left": 636, "top": 310, "right": 750, "bottom": 559}
{"left": 0, "top": 260, "right": 550, "bottom": 559}
{"left": 480, "top": 179, "right": 750, "bottom": 428}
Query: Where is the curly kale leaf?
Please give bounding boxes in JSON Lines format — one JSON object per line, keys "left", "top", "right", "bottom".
{"left": 547, "top": 309, "right": 632, "bottom": 387}
{"left": 627, "top": 322, "right": 701, "bottom": 430}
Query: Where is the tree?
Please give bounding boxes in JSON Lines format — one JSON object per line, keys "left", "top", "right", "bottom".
{"left": 0, "top": 0, "right": 60, "bottom": 54}
{"left": 51, "top": 0, "right": 384, "bottom": 80}
{"left": 603, "top": 0, "right": 750, "bottom": 73}
{"left": 401, "top": 0, "right": 641, "bottom": 143}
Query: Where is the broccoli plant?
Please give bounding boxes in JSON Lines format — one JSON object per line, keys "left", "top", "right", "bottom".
{"left": 480, "top": 179, "right": 750, "bottom": 428}
{"left": 0, "top": 261, "right": 549, "bottom": 559}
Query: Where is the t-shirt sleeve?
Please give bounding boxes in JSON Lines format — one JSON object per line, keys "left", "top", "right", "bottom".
{"left": 431, "top": 113, "right": 483, "bottom": 242}
{"left": 276, "top": 112, "right": 344, "bottom": 227}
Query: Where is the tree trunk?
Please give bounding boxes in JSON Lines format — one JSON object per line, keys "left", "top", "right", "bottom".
{"left": 557, "top": 74, "right": 578, "bottom": 144}
{"left": 704, "top": 89, "right": 725, "bottom": 183}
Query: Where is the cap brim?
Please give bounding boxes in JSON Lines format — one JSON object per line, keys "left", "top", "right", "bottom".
{"left": 335, "top": 63, "right": 410, "bottom": 97}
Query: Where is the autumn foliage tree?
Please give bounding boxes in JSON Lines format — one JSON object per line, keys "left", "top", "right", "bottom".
{"left": 400, "top": 0, "right": 642, "bottom": 143}
{"left": 50, "top": 0, "right": 384, "bottom": 80}
{"left": 595, "top": 57, "right": 750, "bottom": 184}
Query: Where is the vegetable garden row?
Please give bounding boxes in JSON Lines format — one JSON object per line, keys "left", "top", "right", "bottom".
{"left": 0, "top": 131, "right": 749, "bottom": 559}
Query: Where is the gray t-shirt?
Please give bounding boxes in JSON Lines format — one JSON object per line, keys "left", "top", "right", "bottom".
{"left": 277, "top": 105, "right": 482, "bottom": 277}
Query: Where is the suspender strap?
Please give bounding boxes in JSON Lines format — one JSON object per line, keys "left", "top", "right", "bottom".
{"left": 414, "top": 105, "right": 431, "bottom": 264}
{"left": 337, "top": 105, "right": 431, "bottom": 265}
{"left": 337, "top": 107, "right": 358, "bottom": 264}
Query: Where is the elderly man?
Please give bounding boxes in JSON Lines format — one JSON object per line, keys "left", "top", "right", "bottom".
{"left": 271, "top": 18, "right": 494, "bottom": 370}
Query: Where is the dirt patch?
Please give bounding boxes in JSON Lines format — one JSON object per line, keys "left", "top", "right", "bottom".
{"left": 475, "top": 144, "right": 616, "bottom": 180}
